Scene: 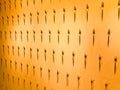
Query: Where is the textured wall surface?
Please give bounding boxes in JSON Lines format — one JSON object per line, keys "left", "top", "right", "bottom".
{"left": 0, "top": 0, "right": 120, "bottom": 90}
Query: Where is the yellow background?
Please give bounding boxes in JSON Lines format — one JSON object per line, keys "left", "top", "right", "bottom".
{"left": 0, "top": 0, "right": 120, "bottom": 90}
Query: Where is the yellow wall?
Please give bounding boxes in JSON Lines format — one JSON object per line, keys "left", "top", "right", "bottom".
{"left": 0, "top": 0, "right": 120, "bottom": 90}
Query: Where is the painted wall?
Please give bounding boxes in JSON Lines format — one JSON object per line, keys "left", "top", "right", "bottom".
{"left": 0, "top": 0, "right": 120, "bottom": 90}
